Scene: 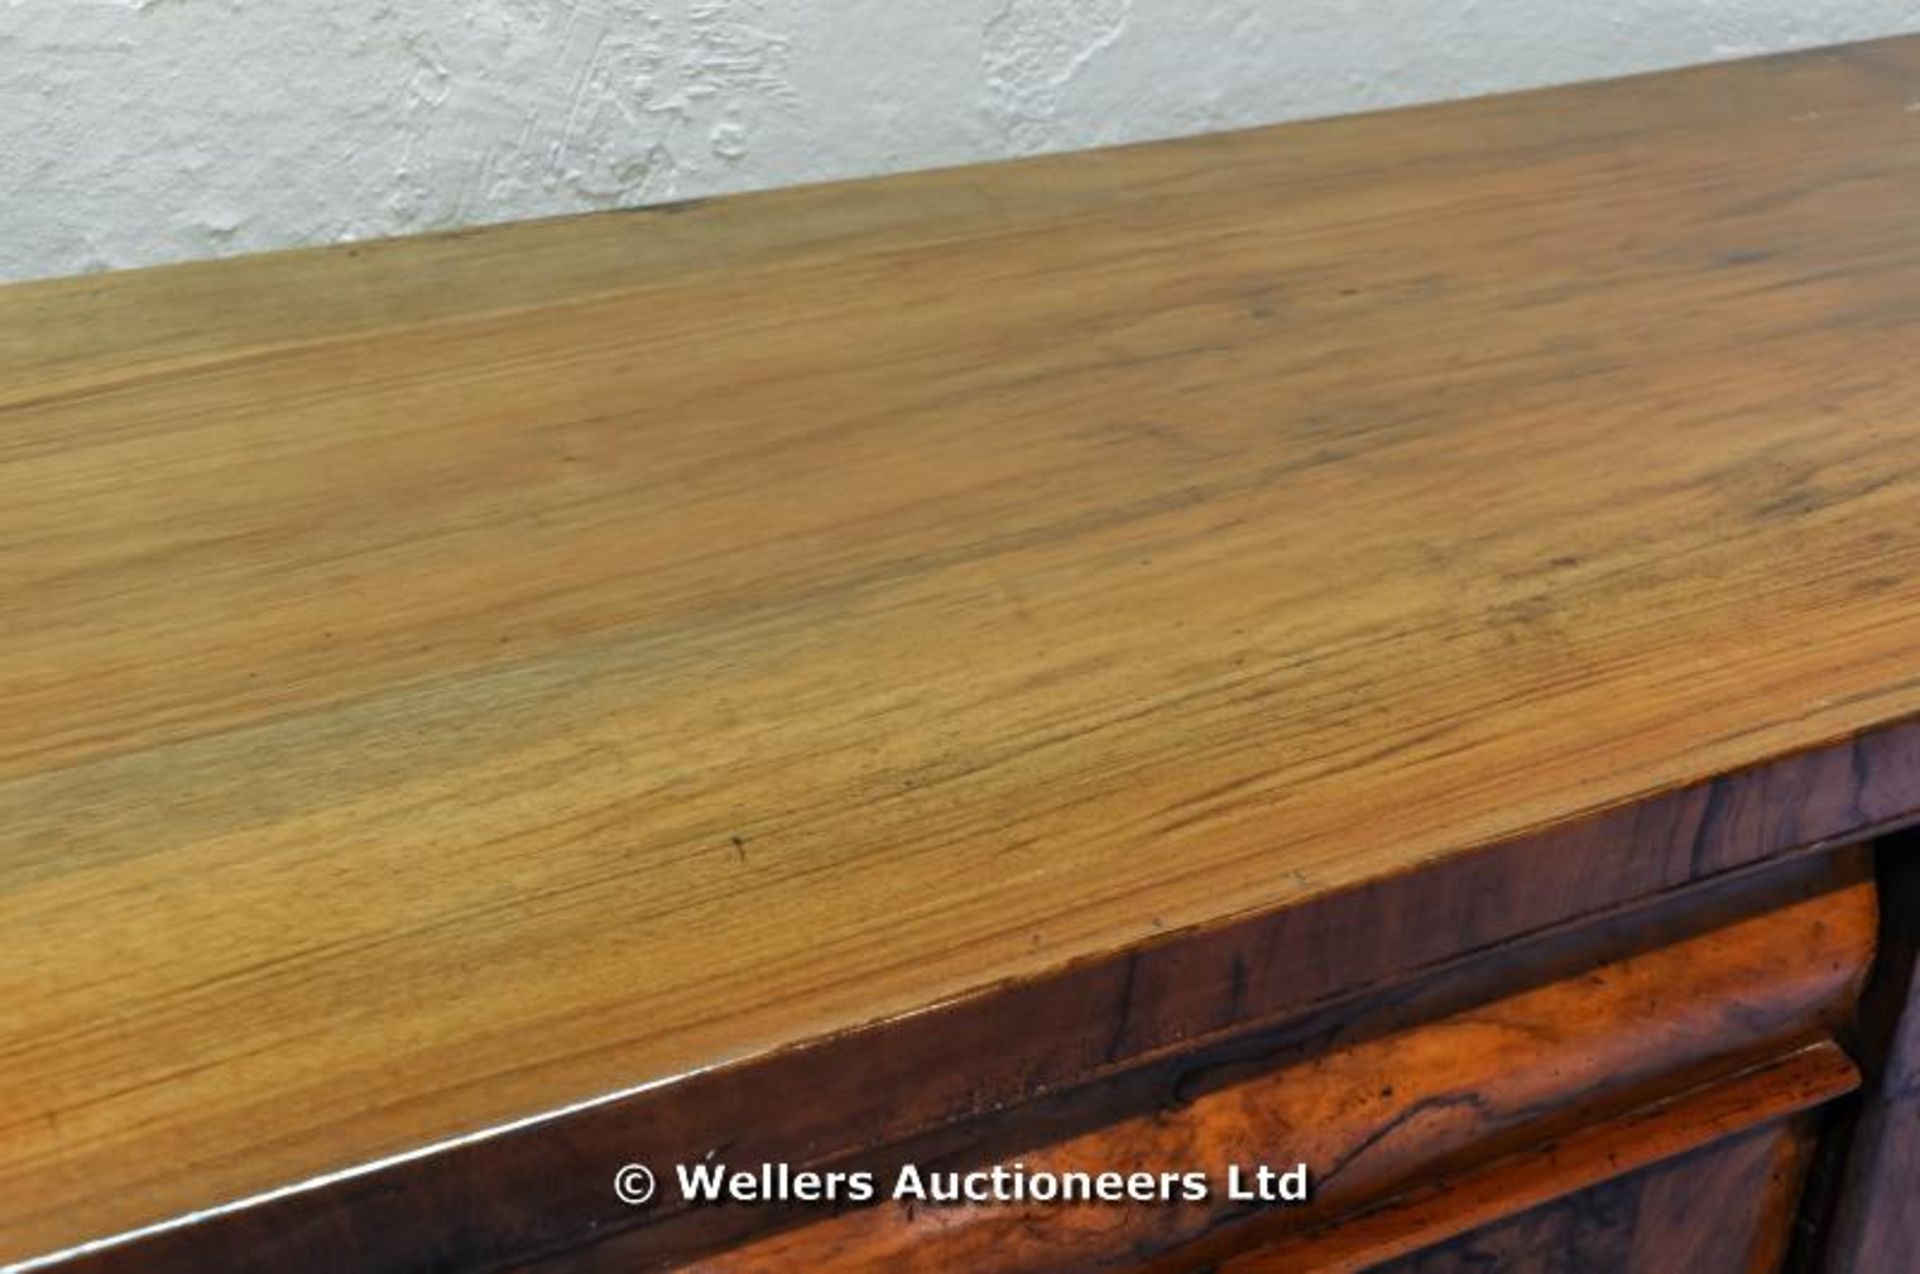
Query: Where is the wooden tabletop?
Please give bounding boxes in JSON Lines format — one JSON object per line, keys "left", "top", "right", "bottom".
{"left": 9, "top": 35, "right": 1920, "bottom": 1266}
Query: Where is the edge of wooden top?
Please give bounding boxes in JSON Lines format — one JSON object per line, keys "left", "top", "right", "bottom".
{"left": 32, "top": 713, "right": 1920, "bottom": 1272}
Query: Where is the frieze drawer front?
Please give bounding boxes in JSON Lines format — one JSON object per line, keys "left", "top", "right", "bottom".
{"left": 661, "top": 852, "right": 1871, "bottom": 1273}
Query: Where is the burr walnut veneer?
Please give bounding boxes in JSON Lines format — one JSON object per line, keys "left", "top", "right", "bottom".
{"left": 8, "top": 34, "right": 1920, "bottom": 1274}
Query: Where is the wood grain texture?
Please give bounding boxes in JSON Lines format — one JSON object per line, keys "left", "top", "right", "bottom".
{"left": 9, "top": 35, "right": 1920, "bottom": 1267}
{"left": 643, "top": 869, "right": 1873, "bottom": 1272}
{"left": 1816, "top": 834, "right": 1920, "bottom": 1273}
{"left": 1218, "top": 1046, "right": 1849, "bottom": 1274}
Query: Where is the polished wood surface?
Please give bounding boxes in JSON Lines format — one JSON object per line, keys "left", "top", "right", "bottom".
{"left": 1221, "top": 1048, "right": 1849, "bottom": 1274}
{"left": 688, "top": 877, "right": 1871, "bottom": 1272}
{"left": 9, "top": 35, "right": 1920, "bottom": 1266}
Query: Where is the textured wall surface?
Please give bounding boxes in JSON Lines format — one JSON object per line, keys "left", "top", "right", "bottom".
{"left": 5, "top": 0, "right": 1920, "bottom": 283}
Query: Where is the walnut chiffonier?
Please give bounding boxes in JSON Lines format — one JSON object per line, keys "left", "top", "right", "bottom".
{"left": 7, "top": 34, "right": 1920, "bottom": 1274}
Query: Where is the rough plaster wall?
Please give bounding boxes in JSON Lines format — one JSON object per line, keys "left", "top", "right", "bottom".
{"left": 5, "top": 1, "right": 1920, "bottom": 283}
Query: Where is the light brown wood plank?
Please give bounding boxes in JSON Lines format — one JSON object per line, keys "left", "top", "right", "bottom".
{"left": 8, "top": 35, "right": 1920, "bottom": 1266}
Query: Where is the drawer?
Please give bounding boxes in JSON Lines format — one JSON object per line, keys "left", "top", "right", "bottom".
{"left": 1218, "top": 1048, "right": 1845, "bottom": 1273}
{"left": 604, "top": 851, "right": 1874, "bottom": 1272}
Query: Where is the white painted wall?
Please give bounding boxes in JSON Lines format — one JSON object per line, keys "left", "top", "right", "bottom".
{"left": 5, "top": 1, "right": 1919, "bottom": 284}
